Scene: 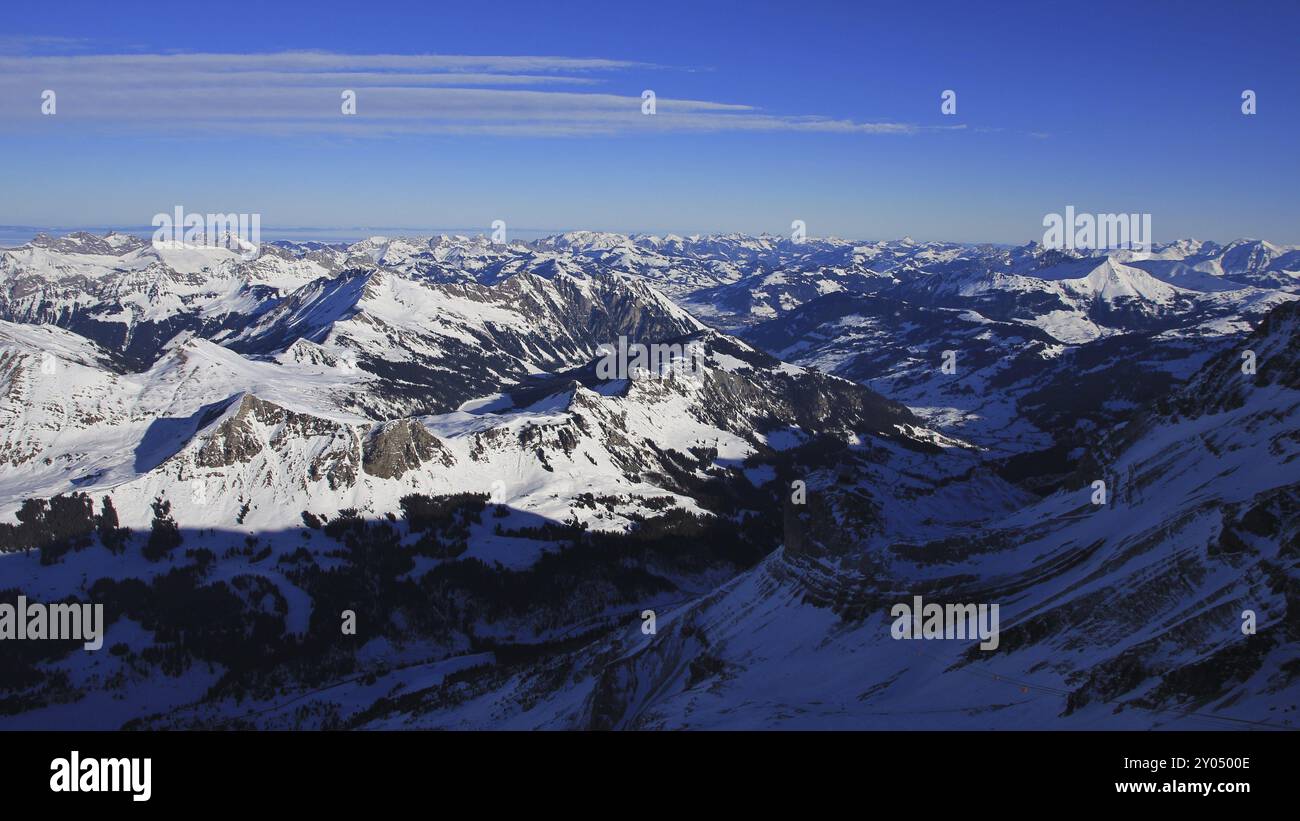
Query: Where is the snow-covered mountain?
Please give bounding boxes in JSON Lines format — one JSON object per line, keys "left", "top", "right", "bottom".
{"left": 739, "top": 240, "right": 1297, "bottom": 487}
{"left": 6, "top": 230, "right": 1294, "bottom": 358}
{"left": 263, "top": 301, "right": 1300, "bottom": 730}
{"left": 0, "top": 229, "right": 1295, "bottom": 730}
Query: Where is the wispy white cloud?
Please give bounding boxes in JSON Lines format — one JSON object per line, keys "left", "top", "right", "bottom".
{"left": 0, "top": 50, "right": 653, "bottom": 72}
{"left": 0, "top": 49, "right": 952, "bottom": 138}
{"left": 0, "top": 35, "right": 94, "bottom": 55}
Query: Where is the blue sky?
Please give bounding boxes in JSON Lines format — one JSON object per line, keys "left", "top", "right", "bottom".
{"left": 1, "top": 0, "right": 1297, "bottom": 243}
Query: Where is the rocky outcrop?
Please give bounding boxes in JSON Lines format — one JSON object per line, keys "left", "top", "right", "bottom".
{"left": 362, "top": 418, "right": 454, "bottom": 479}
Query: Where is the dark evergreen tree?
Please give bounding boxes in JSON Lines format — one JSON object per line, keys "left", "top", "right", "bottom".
{"left": 143, "top": 497, "right": 182, "bottom": 561}
{"left": 97, "top": 496, "right": 131, "bottom": 554}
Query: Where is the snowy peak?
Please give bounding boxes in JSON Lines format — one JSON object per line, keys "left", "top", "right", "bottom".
{"left": 1033, "top": 256, "right": 1183, "bottom": 303}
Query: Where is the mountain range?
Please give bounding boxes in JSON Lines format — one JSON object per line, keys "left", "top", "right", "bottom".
{"left": 0, "top": 230, "right": 1296, "bottom": 729}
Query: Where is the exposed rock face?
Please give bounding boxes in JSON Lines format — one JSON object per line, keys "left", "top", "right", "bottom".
{"left": 195, "top": 396, "right": 269, "bottom": 467}
{"left": 362, "top": 418, "right": 454, "bottom": 479}
{"left": 191, "top": 394, "right": 360, "bottom": 490}
{"left": 308, "top": 447, "right": 359, "bottom": 491}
